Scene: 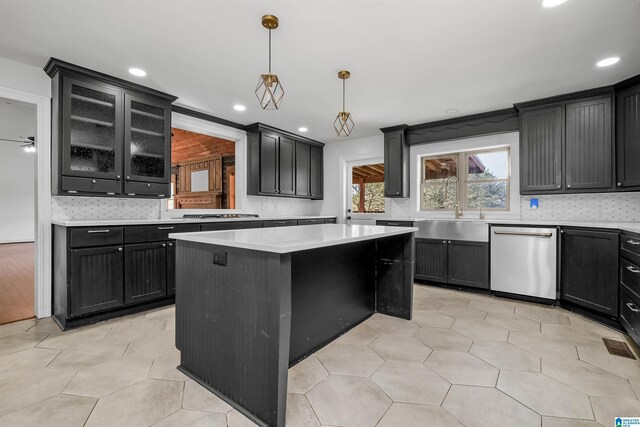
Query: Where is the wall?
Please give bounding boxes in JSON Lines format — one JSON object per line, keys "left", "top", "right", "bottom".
{"left": 0, "top": 100, "right": 37, "bottom": 243}
{"left": 0, "top": 57, "right": 51, "bottom": 97}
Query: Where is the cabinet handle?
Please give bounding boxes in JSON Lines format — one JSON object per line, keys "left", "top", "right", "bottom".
{"left": 557, "top": 185, "right": 561, "bottom": 189}
{"left": 87, "top": 229, "right": 110, "bottom": 234}
{"left": 126, "top": 176, "right": 130, "bottom": 179}
{"left": 627, "top": 266, "right": 640, "bottom": 274}
{"left": 168, "top": 243, "right": 173, "bottom": 247}
{"left": 117, "top": 175, "right": 121, "bottom": 179}
{"left": 386, "top": 222, "right": 400, "bottom": 226}
{"left": 67, "top": 190, "right": 78, "bottom": 193}
{"left": 448, "top": 241, "right": 451, "bottom": 244}
{"left": 158, "top": 194, "right": 165, "bottom": 197}
{"left": 442, "top": 240, "right": 447, "bottom": 243}
{"left": 92, "top": 180, "right": 96, "bottom": 183}
{"left": 567, "top": 184, "right": 571, "bottom": 188}
{"left": 617, "top": 182, "right": 622, "bottom": 187}
{"left": 275, "top": 221, "right": 286, "bottom": 224}
{"left": 118, "top": 247, "right": 123, "bottom": 252}
{"left": 147, "top": 184, "right": 151, "bottom": 187}
{"left": 627, "top": 240, "right": 640, "bottom": 246}
{"left": 127, "top": 193, "right": 136, "bottom": 196}
{"left": 106, "top": 192, "right": 115, "bottom": 195}
{"left": 627, "top": 302, "right": 640, "bottom": 313}
{"left": 158, "top": 226, "right": 174, "bottom": 230}
{"left": 162, "top": 243, "right": 167, "bottom": 247}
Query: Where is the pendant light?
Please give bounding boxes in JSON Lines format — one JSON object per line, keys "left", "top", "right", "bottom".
{"left": 255, "top": 14, "right": 285, "bottom": 110}
{"left": 333, "top": 70, "right": 354, "bottom": 137}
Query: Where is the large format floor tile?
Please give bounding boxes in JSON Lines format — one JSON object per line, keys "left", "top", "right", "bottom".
{"left": 0, "top": 283, "right": 638, "bottom": 427}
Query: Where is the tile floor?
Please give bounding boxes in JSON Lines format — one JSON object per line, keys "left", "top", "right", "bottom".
{"left": 1, "top": 284, "right": 639, "bottom": 426}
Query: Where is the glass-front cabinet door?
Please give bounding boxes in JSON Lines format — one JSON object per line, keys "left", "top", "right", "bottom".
{"left": 62, "top": 78, "right": 123, "bottom": 179}
{"left": 124, "top": 94, "right": 171, "bottom": 183}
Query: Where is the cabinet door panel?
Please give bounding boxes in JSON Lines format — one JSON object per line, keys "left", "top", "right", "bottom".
{"left": 167, "top": 241, "right": 176, "bottom": 296}
{"left": 520, "top": 106, "right": 563, "bottom": 193}
{"left": 384, "top": 132, "right": 403, "bottom": 197}
{"left": 259, "top": 133, "right": 279, "bottom": 194}
{"left": 279, "top": 137, "right": 296, "bottom": 195}
{"left": 124, "top": 94, "right": 171, "bottom": 183}
{"left": 447, "top": 241, "right": 489, "bottom": 289}
{"left": 561, "top": 229, "right": 619, "bottom": 316}
{"left": 124, "top": 242, "right": 167, "bottom": 304}
{"left": 309, "top": 145, "right": 323, "bottom": 198}
{"left": 565, "top": 97, "right": 612, "bottom": 190}
{"left": 295, "top": 141, "right": 310, "bottom": 197}
{"left": 415, "top": 239, "right": 448, "bottom": 283}
{"left": 616, "top": 85, "right": 640, "bottom": 188}
{"left": 62, "top": 77, "right": 123, "bottom": 180}
{"left": 69, "top": 245, "right": 124, "bottom": 316}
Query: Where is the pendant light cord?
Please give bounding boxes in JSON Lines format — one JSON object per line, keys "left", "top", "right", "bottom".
{"left": 342, "top": 78, "right": 346, "bottom": 112}
{"left": 268, "top": 29, "right": 272, "bottom": 74}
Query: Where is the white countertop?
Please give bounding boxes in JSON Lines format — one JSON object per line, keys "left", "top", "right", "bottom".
{"left": 169, "top": 224, "right": 419, "bottom": 254}
{"left": 51, "top": 216, "right": 336, "bottom": 227}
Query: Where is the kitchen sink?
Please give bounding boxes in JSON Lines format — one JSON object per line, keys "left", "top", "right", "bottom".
{"left": 417, "top": 220, "right": 489, "bottom": 242}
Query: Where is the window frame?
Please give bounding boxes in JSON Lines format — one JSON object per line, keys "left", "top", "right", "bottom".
{"left": 420, "top": 147, "right": 511, "bottom": 212}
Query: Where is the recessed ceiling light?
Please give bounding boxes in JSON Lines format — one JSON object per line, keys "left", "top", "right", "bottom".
{"left": 445, "top": 108, "right": 460, "bottom": 114}
{"left": 298, "top": 127, "right": 308, "bottom": 132}
{"left": 233, "top": 104, "right": 246, "bottom": 111}
{"left": 596, "top": 57, "right": 620, "bottom": 67}
{"left": 128, "top": 67, "right": 146, "bottom": 77}
{"left": 542, "top": 0, "right": 567, "bottom": 8}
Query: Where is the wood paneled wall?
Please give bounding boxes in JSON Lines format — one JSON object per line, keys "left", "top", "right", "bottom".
{"left": 171, "top": 128, "right": 234, "bottom": 166}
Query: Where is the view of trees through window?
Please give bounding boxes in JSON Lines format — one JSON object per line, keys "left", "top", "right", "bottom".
{"left": 352, "top": 163, "right": 385, "bottom": 213}
{"left": 421, "top": 149, "right": 509, "bottom": 211}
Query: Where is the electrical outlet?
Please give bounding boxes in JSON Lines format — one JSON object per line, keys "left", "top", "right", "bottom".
{"left": 213, "top": 251, "right": 227, "bottom": 266}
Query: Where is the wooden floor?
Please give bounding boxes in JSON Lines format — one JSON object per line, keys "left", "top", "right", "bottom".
{"left": 0, "top": 242, "right": 35, "bottom": 325}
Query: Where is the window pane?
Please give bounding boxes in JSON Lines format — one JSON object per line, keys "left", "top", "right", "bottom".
{"left": 467, "top": 181, "right": 508, "bottom": 209}
{"left": 468, "top": 150, "right": 508, "bottom": 180}
{"left": 424, "top": 156, "right": 458, "bottom": 181}
{"left": 421, "top": 182, "right": 457, "bottom": 210}
{"left": 352, "top": 163, "right": 385, "bottom": 213}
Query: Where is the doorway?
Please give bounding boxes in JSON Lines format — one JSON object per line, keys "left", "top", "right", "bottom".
{"left": 0, "top": 98, "right": 37, "bottom": 324}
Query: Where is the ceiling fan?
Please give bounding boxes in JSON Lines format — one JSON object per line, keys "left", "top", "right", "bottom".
{"left": 0, "top": 136, "right": 36, "bottom": 152}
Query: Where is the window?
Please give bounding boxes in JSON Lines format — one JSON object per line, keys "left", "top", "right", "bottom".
{"left": 421, "top": 148, "right": 510, "bottom": 211}
{"left": 351, "top": 162, "right": 385, "bottom": 213}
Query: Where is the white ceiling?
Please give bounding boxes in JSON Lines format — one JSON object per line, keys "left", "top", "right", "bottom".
{"left": 1, "top": 0, "right": 639, "bottom": 143}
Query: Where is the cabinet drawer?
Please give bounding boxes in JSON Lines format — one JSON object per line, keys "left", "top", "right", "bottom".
{"left": 200, "top": 221, "right": 263, "bottom": 231}
{"left": 324, "top": 218, "right": 337, "bottom": 224}
{"left": 376, "top": 220, "right": 414, "bottom": 227}
{"left": 124, "top": 181, "right": 170, "bottom": 197}
{"left": 124, "top": 224, "right": 200, "bottom": 244}
{"left": 70, "top": 227, "right": 124, "bottom": 248}
{"left": 62, "top": 176, "right": 121, "bottom": 195}
{"left": 263, "top": 219, "right": 297, "bottom": 228}
{"left": 621, "top": 233, "right": 640, "bottom": 265}
{"left": 619, "top": 289, "right": 640, "bottom": 346}
{"left": 621, "top": 257, "right": 640, "bottom": 302}
{"left": 297, "top": 219, "right": 324, "bottom": 225}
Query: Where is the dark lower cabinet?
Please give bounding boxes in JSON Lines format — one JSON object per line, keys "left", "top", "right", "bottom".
{"left": 415, "top": 239, "right": 448, "bottom": 282}
{"left": 167, "top": 241, "right": 176, "bottom": 296}
{"left": 415, "top": 238, "right": 488, "bottom": 289}
{"left": 561, "top": 228, "right": 619, "bottom": 317}
{"left": 69, "top": 245, "right": 124, "bottom": 317}
{"left": 124, "top": 242, "right": 168, "bottom": 304}
{"left": 447, "top": 241, "right": 489, "bottom": 289}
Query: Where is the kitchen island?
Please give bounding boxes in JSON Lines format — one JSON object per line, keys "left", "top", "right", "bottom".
{"left": 171, "top": 224, "right": 416, "bottom": 427}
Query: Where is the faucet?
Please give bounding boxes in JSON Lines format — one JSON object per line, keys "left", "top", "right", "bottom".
{"left": 454, "top": 203, "right": 463, "bottom": 219}
{"left": 479, "top": 208, "right": 485, "bottom": 220}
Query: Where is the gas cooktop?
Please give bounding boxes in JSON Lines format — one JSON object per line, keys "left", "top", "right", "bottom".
{"left": 182, "top": 214, "right": 260, "bottom": 219}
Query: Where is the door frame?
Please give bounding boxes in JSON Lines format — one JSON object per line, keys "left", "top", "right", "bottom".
{"left": 0, "top": 86, "right": 52, "bottom": 319}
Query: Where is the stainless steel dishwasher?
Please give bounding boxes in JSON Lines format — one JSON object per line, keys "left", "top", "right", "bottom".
{"left": 490, "top": 226, "right": 557, "bottom": 300}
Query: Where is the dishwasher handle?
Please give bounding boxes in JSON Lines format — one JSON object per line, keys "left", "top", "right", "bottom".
{"left": 493, "top": 230, "right": 554, "bottom": 238}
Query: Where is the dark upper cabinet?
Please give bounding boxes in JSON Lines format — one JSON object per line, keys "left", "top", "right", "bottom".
{"left": 246, "top": 123, "right": 324, "bottom": 200}
{"left": 616, "top": 83, "right": 640, "bottom": 189}
{"left": 124, "top": 94, "right": 172, "bottom": 186}
{"left": 124, "top": 242, "right": 168, "bottom": 305}
{"left": 565, "top": 97, "right": 612, "bottom": 190}
{"left": 382, "top": 125, "right": 409, "bottom": 198}
{"left": 295, "top": 142, "right": 323, "bottom": 199}
{"left": 69, "top": 245, "right": 124, "bottom": 317}
{"left": 278, "top": 136, "right": 296, "bottom": 195}
{"left": 447, "top": 240, "right": 489, "bottom": 289}
{"left": 520, "top": 106, "right": 563, "bottom": 193}
{"left": 560, "top": 228, "right": 619, "bottom": 317}
{"left": 517, "top": 91, "right": 615, "bottom": 195}
{"left": 415, "top": 239, "right": 448, "bottom": 283}
{"left": 46, "top": 58, "right": 176, "bottom": 198}
{"left": 259, "top": 133, "right": 279, "bottom": 194}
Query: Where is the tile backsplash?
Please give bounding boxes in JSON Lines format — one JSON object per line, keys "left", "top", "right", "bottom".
{"left": 243, "top": 195, "right": 319, "bottom": 217}
{"left": 520, "top": 193, "right": 640, "bottom": 222}
{"left": 52, "top": 196, "right": 162, "bottom": 221}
